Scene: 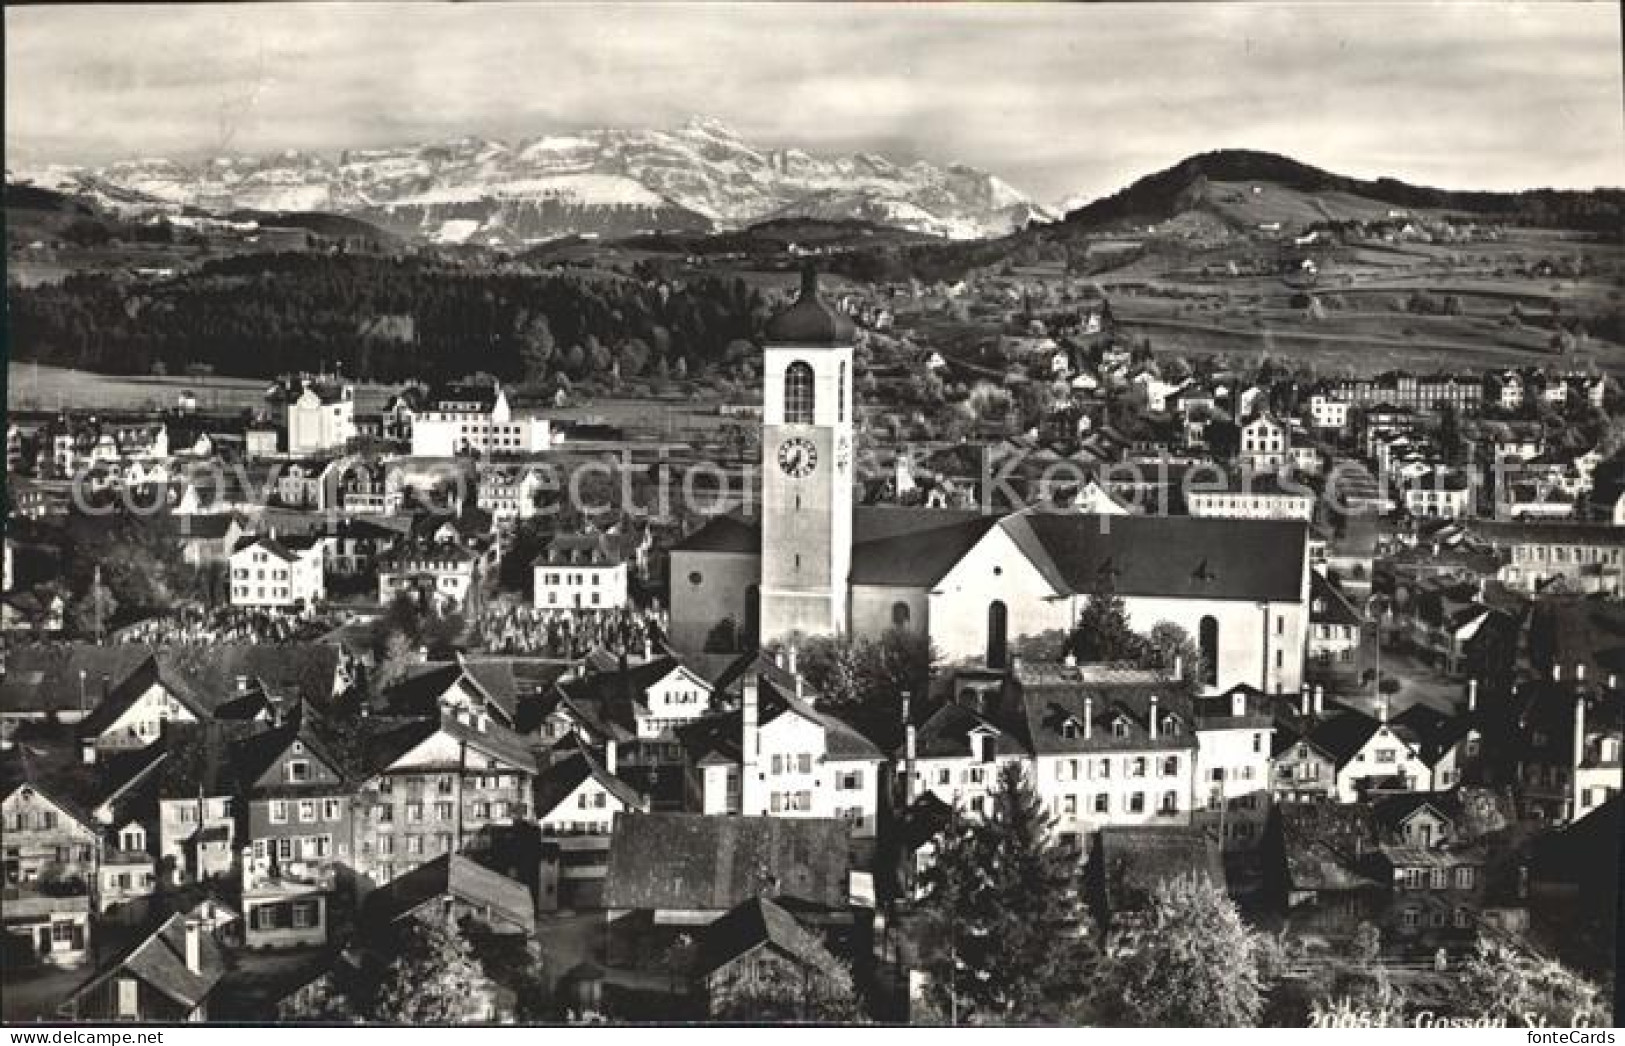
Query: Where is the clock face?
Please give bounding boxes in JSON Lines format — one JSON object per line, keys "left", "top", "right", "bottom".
{"left": 777, "top": 437, "right": 818, "bottom": 478}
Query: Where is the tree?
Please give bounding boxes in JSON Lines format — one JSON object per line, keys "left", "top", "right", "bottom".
{"left": 1069, "top": 590, "right": 1146, "bottom": 664}
{"left": 517, "top": 312, "right": 555, "bottom": 384}
{"left": 1143, "top": 621, "right": 1205, "bottom": 685}
{"left": 70, "top": 569, "right": 118, "bottom": 641}
{"left": 917, "top": 763, "right": 1097, "bottom": 1024}
{"left": 709, "top": 958, "right": 865, "bottom": 1023}
{"left": 369, "top": 917, "right": 489, "bottom": 1024}
{"left": 278, "top": 975, "right": 358, "bottom": 1022}
{"left": 1097, "top": 874, "right": 1264, "bottom": 1027}
{"left": 1451, "top": 941, "right": 1606, "bottom": 1028}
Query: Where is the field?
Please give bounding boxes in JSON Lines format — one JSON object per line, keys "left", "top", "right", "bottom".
{"left": 4, "top": 363, "right": 408, "bottom": 416}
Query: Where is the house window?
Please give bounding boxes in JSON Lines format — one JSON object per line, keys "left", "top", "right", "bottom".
{"left": 1159, "top": 791, "right": 1178, "bottom": 814}
{"left": 322, "top": 800, "right": 342, "bottom": 821}
{"left": 1093, "top": 794, "right": 1109, "bottom": 814}
{"left": 784, "top": 362, "right": 816, "bottom": 425}
{"left": 1161, "top": 756, "right": 1179, "bottom": 777}
{"left": 117, "top": 977, "right": 140, "bottom": 1018}
{"left": 1429, "top": 868, "right": 1448, "bottom": 890}
{"left": 287, "top": 760, "right": 310, "bottom": 783}
{"left": 1454, "top": 867, "right": 1475, "bottom": 890}
{"left": 270, "top": 801, "right": 288, "bottom": 824}
{"left": 1131, "top": 757, "right": 1147, "bottom": 778}
{"left": 1401, "top": 907, "right": 1420, "bottom": 929}
{"left": 1128, "top": 792, "right": 1145, "bottom": 814}
{"left": 1112, "top": 720, "right": 1129, "bottom": 739}
{"left": 891, "top": 601, "right": 911, "bottom": 628}
{"left": 298, "top": 801, "right": 317, "bottom": 823}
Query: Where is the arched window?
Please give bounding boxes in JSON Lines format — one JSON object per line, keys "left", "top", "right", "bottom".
{"left": 986, "top": 600, "right": 1008, "bottom": 669}
{"left": 838, "top": 361, "right": 847, "bottom": 422}
{"left": 891, "top": 601, "right": 912, "bottom": 629}
{"left": 744, "top": 585, "right": 760, "bottom": 648}
{"left": 1199, "top": 615, "right": 1220, "bottom": 687}
{"left": 784, "top": 362, "right": 815, "bottom": 425}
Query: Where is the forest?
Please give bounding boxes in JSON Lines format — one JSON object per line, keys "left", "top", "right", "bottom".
{"left": 6, "top": 252, "right": 772, "bottom": 384}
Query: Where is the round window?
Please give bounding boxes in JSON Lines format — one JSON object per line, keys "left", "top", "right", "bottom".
{"left": 688, "top": 571, "right": 703, "bottom": 586}
{"left": 993, "top": 566, "right": 1003, "bottom": 577}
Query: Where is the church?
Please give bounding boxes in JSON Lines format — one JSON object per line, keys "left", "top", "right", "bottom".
{"left": 669, "top": 269, "right": 1313, "bottom": 696}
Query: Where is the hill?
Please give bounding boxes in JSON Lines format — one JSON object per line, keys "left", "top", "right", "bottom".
{"left": 1060, "top": 149, "right": 1625, "bottom": 236}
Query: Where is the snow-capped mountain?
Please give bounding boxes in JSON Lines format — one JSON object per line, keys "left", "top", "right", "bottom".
{"left": 23, "top": 118, "right": 1050, "bottom": 243}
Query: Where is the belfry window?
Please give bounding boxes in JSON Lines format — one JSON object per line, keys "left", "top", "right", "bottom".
{"left": 785, "top": 362, "right": 815, "bottom": 424}
{"left": 838, "top": 361, "right": 847, "bottom": 422}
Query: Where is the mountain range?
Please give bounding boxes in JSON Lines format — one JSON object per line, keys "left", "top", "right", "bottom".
{"left": 14, "top": 117, "right": 1051, "bottom": 245}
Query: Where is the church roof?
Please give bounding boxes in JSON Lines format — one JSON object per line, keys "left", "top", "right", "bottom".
{"left": 1006, "top": 513, "right": 1308, "bottom": 603}
{"left": 764, "top": 266, "right": 856, "bottom": 346}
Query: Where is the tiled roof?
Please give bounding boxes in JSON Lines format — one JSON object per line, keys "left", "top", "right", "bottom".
{"left": 695, "top": 896, "right": 845, "bottom": 981}
{"left": 1094, "top": 825, "right": 1225, "bottom": 912}
{"left": 1009, "top": 512, "right": 1308, "bottom": 602}
{"left": 533, "top": 747, "right": 644, "bottom": 817}
{"left": 603, "top": 813, "right": 850, "bottom": 912}
{"left": 362, "top": 854, "right": 535, "bottom": 935}
{"left": 64, "top": 912, "right": 227, "bottom": 1015}
{"left": 1003, "top": 672, "right": 1196, "bottom": 756}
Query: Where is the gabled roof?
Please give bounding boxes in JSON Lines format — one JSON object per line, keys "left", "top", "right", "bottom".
{"left": 1310, "top": 572, "right": 1363, "bottom": 628}
{"left": 533, "top": 748, "right": 644, "bottom": 818}
{"left": 379, "top": 660, "right": 519, "bottom": 726}
{"left": 603, "top": 813, "right": 850, "bottom": 912}
{"left": 361, "top": 854, "right": 535, "bottom": 935}
{"left": 1005, "top": 512, "right": 1308, "bottom": 603}
{"left": 849, "top": 511, "right": 1002, "bottom": 587}
{"left": 1003, "top": 670, "right": 1195, "bottom": 756}
{"left": 695, "top": 896, "right": 846, "bottom": 982}
{"left": 229, "top": 705, "right": 352, "bottom": 794}
{"left": 63, "top": 912, "right": 227, "bottom": 1015}
{"left": 671, "top": 512, "right": 762, "bottom": 555}
{"left": 904, "top": 700, "right": 1028, "bottom": 760}
{"left": 1389, "top": 704, "right": 1475, "bottom": 767}
{"left": 0, "top": 739, "right": 101, "bottom": 832}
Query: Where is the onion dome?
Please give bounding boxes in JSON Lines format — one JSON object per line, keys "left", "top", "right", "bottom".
{"left": 764, "top": 265, "right": 856, "bottom": 345}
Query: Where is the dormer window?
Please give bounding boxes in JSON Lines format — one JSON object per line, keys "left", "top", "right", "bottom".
{"left": 1112, "top": 718, "right": 1129, "bottom": 739}
{"left": 1061, "top": 720, "right": 1080, "bottom": 740}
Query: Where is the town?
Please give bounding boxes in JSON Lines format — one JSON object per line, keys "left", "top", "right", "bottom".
{"left": 5, "top": 1, "right": 1623, "bottom": 1031}
{"left": 3, "top": 252, "right": 1620, "bottom": 1026}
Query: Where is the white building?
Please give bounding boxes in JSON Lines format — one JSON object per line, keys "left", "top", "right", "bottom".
{"left": 477, "top": 465, "right": 548, "bottom": 526}
{"left": 1191, "top": 686, "right": 1275, "bottom": 849}
{"left": 532, "top": 534, "right": 629, "bottom": 611}
{"left": 377, "top": 542, "right": 478, "bottom": 612}
{"left": 410, "top": 383, "right": 551, "bottom": 458}
{"left": 229, "top": 535, "right": 325, "bottom": 609}
{"left": 1239, "top": 413, "right": 1290, "bottom": 471}
{"left": 681, "top": 656, "right": 883, "bottom": 837}
{"left": 286, "top": 380, "right": 356, "bottom": 456}
{"left": 1309, "top": 395, "right": 1351, "bottom": 433}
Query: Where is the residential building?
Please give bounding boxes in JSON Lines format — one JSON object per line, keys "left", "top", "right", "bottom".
{"left": 410, "top": 383, "right": 551, "bottom": 458}
{"left": 229, "top": 535, "right": 325, "bottom": 610}
{"left": 1191, "top": 685, "right": 1274, "bottom": 849}
{"left": 694, "top": 897, "right": 850, "bottom": 1018}
{"left": 1472, "top": 521, "right": 1625, "bottom": 597}
{"left": 59, "top": 914, "right": 226, "bottom": 1022}
{"left": 533, "top": 534, "right": 630, "bottom": 611}
{"left": 377, "top": 540, "right": 478, "bottom": 612}
{"left": 1186, "top": 470, "right": 1316, "bottom": 521}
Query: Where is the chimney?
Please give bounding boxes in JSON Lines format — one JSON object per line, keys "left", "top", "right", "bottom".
{"left": 741, "top": 676, "right": 760, "bottom": 814}
{"left": 1467, "top": 678, "right": 1478, "bottom": 713}
{"left": 1083, "top": 697, "right": 1093, "bottom": 740}
{"left": 1575, "top": 663, "right": 1586, "bottom": 683}
{"left": 80, "top": 738, "right": 97, "bottom": 765}
{"left": 1573, "top": 697, "right": 1587, "bottom": 770}
{"left": 1149, "top": 696, "right": 1160, "bottom": 740}
{"left": 774, "top": 648, "right": 785, "bottom": 670}
{"left": 1173, "top": 654, "right": 1184, "bottom": 681}
{"left": 604, "top": 740, "right": 617, "bottom": 776}
{"left": 183, "top": 920, "right": 202, "bottom": 975}
{"left": 1062, "top": 651, "right": 1077, "bottom": 669}
{"left": 235, "top": 674, "right": 249, "bottom": 693}
{"left": 1313, "top": 684, "right": 1325, "bottom": 716}
{"left": 1378, "top": 696, "right": 1389, "bottom": 725}
{"left": 1553, "top": 664, "right": 1563, "bottom": 683}
{"left": 786, "top": 645, "right": 798, "bottom": 678}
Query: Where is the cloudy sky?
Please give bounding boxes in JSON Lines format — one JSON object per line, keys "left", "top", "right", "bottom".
{"left": 7, "top": 2, "right": 1621, "bottom": 204}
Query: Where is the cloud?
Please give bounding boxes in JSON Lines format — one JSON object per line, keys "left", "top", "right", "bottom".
{"left": 6, "top": 2, "right": 1621, "bottom": 204}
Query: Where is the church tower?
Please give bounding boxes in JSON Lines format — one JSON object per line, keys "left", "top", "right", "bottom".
{"left": 758, "top": 266, "right": 855, "bottom": 645}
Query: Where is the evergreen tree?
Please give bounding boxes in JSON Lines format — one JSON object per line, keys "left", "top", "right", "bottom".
{"left": 710, "top": 959, "right": 864, "bottom": 1023}
{"left": 1096, "top": 874, "right": 1264, "bottom": 1027}
{"left": 368, "top": 917, "right": 489, "bottom": 1024}
{"left": 918, "top": 762, "right": 1096, "bottom": 1023}
{"left": 1069, "top": 590, "right": 1147, "bottom": 663}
